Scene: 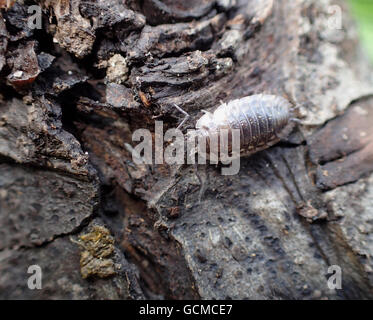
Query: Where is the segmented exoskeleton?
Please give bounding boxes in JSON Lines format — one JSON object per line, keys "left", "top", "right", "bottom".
{"left": 178, "top": 94, "right": 297, "bottom": 159}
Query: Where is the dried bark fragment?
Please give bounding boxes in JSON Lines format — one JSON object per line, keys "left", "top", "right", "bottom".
{"left": 132, "top": 50, "right": 210, "bottom": 89}
{"left": 127, "top": 20, "right": 215, "bottom": 61}
{"left": 40, "top": 0, "right": 95, "bottom": 58}
{"left": 128, "top": 50, "right": 233, "bottom": 121}
{"left": 79, "top": 0, "right": 146, "bottom": 31}
{"left": 105, "top": 54, "right": 128, "bottom": 84}
{"left": 53, "top": 15, "right": 95, "bottom": 59}
{"left": 297, "top": 202, "right": 327, "bottom": 222}
{"left": 6, "top": 41, "right": 41, "bottom": 91}
{"left": 141, "top": 0, "right": 217, "bottom": 25}
{"left": 0, "top": 97, "right": 92, "bottom": 177}
{"left": 33, "top": 52, "right": 87, "bottom": 96}
{"left": 105, "top": 83, "right": 140, "bottom": 109}
{"left": 2, "top": 2, "right": 34, "bottom": 41}
{"left": 309, "top": 98, "right": 373, "bottom": 190}
{"left": 41, "top": 0, "right": 145, "bottom": 59}
{"left": 37, "top": 52, "right": 55, "bottom": 72}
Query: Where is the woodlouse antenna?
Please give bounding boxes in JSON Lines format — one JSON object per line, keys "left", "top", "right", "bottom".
{"left": 290, "top": 106, "right": 300, "bottom": 112}
{"left": 290, "top": 118, "right": 318, "bottom": 127}
{"left": 173, "top": 104, "right": 190, "bottom": 130}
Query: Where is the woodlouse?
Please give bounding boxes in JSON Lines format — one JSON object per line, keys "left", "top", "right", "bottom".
{"left": 177, "top": 94, "right": 297, "bottom": 159}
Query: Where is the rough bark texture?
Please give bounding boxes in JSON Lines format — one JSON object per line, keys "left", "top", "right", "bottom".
{"left": 1, "top": 0, "right": 373, "bottom": 299}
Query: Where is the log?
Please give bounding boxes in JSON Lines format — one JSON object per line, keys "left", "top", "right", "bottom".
{"left": 1, "top": 0, "right": 373, "bottom": 299}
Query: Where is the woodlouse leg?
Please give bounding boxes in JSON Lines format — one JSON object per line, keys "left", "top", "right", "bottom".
{"left": 194, "top": 162, "right": 203, "bottom": 185}
{"left": 173, "top": 104, "right": 190, "bottom": 130}
{"left": 290, "top": 118, "right": 318, "bottom": 128}
{"left": 275, "top": 123, "right": 297, "bottom": 141}
{"left": 187, "top": 144, "right": 205, "bottom": 201}
{"left": 194, "top": 164, "right": 208, "bottom": 203}
{"left": 290, "top": 118, "right": 302, "bottom": 124}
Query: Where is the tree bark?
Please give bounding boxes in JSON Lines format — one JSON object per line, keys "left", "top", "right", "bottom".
{"left": 1, "top": 0, "right": 373, "bottom": 299}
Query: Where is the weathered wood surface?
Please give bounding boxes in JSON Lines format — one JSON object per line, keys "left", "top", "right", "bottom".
{"left": 1, "top": 0, "right": 373, "bottom": 299}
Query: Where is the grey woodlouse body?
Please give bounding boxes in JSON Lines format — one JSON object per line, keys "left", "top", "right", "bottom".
{"left": 193, "top": 94, "right": 295, "bottom": 158}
